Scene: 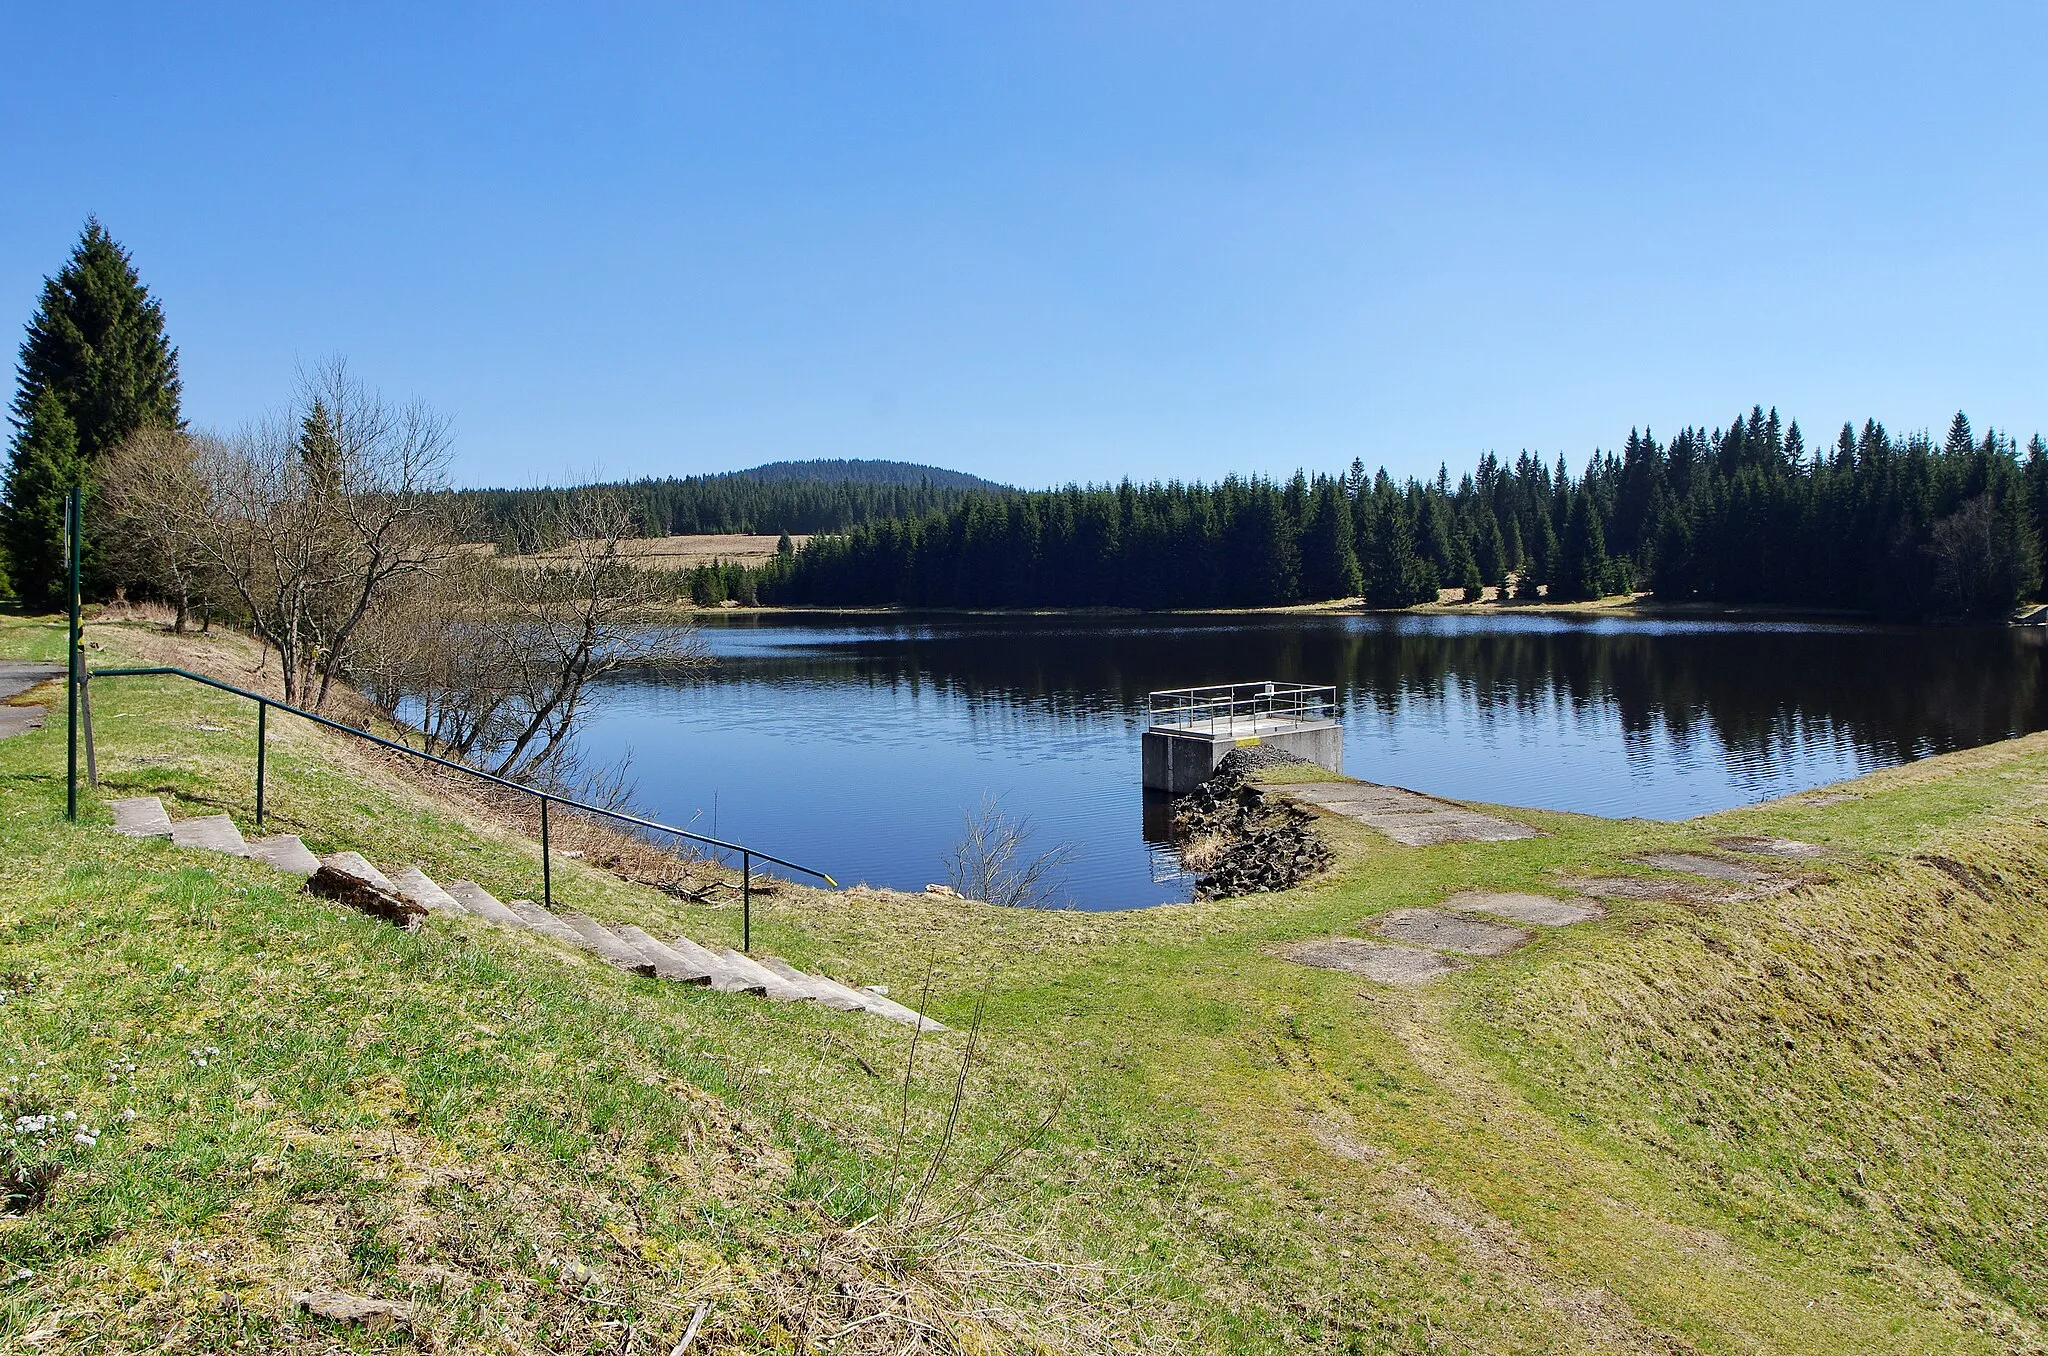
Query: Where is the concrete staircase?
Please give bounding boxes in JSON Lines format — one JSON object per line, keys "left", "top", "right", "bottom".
{"left": 108, "top": 794, "right": 945, "bottom": 1032}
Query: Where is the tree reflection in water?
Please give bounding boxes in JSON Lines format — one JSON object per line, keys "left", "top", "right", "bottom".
{"left": 583, "top": 612, "right": 2048, "bottom": 909}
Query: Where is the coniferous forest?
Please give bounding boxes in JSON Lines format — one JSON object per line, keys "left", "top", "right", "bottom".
{"left": 741, "top": 408, "right": 2046, "bottom": 620}
{"left": 454, "top": 461, "right": 1001, "bottom": 551}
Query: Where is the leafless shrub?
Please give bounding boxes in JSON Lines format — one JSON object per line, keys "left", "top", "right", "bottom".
{"left": 944, "top": 795, "right": 1076, "bottom": 909}
{"left": 352, "top": 489, "right": 706, "bottom": 780}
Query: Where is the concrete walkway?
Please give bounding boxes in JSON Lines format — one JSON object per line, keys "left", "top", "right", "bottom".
{"left": 1281, "top": 839, "right": 1820, "bottom": 984}
{"left": 1277, "top": 780, "right": 1538, "bottom": 846}
{"left": 0, "top": 660, "right": 63, "bottom": 740}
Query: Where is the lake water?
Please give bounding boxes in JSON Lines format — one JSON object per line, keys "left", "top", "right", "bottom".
{"left": 571, "top": 612, "right": 2048, "bottom": 910}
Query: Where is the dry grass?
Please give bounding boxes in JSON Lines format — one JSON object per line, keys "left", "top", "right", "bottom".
{"left": 10, "top": 610, "right": 2048, "bottom": 1351}
{"left": 501, "top": 534, "right": 811, "bottom": 571}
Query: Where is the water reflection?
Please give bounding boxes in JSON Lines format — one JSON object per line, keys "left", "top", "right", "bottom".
{"left": 572, "top": 612, "right": 2048, "bottom": 909}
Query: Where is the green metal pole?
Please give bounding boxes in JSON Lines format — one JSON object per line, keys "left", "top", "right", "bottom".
{"left": 255, "top": 701, "right": 267, "bottom": 826}
{"left": 65, "top": 488, "right": 80, "bottom": 822}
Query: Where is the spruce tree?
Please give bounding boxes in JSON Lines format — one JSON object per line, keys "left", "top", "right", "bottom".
{"left": 1473, "top": 509, "right": 1507, "bottom": 588}
{"left": 300, "top": 398, "right": 342, "bottom": 494}
{"left": 1944, "top": 411, "right": 1974, "bottom": 460}
{"left": 5, "top": 219, "right": 182, "bottom": 595}
{"left": 1, "top": 390, "right": 84, "bottom": 608}
{"left": 2027, "top": 434, "right": 2048, "bottom": 594}
{"left": 1299, "top": 480, "right": 1362, "bottom": 600}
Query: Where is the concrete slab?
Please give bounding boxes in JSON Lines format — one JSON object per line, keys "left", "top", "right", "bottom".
{"left": 757, "top": 956, "right": 871, "bottom": 1011}
{"left": 1360, "top": 810, "right": 1540, "bottom": 846}
{"left": 1713, "top": 835, "right": 1827, "bottom": 860}
{"left": 170, "top": 814, "right": 249, "bottom": 856}
{"left": 110, "top": 796, "right": 173, "bottom": 838}
{"left": 1280, "top": 937, "right": 1456, "bottom": 984}
{"left": 853, "top": 988, "right": 950, "bottom": 1031}
{"left": 308, "top": 853, "right": 427, "bottom": 927}
{"left": 444, "top": 881, "right": 526, "bottom": 927}
{"left": 718, "top": 948, "right": 816, "bottom": 1002}
{"left": 388, "top": 866, "right": 464, "bottom": 914}
{"left": 1372, "top": 907, "right": 1531, "bottom": 956}
{"left": 1563, "top": 874, "right": 1773, "bottom": 903}
{"left": 1633, "top": 852, "right": 1784, "bottom": 884}
{"left": 559, "top": 913, "right": 658, "bottom": 974}
{"left": 613, "top": 925, "right": 715, "bottom": 984}
{"left": 246, "top": 834, "right": 321, "bottom": 877}
{"left": 1278, "top": 782, "right": 1537, "bottom": 845}
{"left": 0, "top": 707, "right": 45, "bottom": 740}
{"left": 1442, "top": 890, "right": 1604, "bottom": 926}
{"left": 318, "top": 851, "right": 395, "bottom": 893}
{"left": 666, "top": 935, "right": 764, "bottom": 993}
{"left": 1285, "top": 784, "right": 1427, "bottom": 813}
{"left": 508, "top": 900, "right": 586, "bottom": 945}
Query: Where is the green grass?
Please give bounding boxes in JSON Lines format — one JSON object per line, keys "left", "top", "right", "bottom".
{"left": 3, "top": 615, "right": 2047, "bottom": 1351}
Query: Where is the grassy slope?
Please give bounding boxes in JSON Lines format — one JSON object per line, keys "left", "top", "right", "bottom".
{"left": 2, "top": 613, "right": 2046, "bottom": 1352}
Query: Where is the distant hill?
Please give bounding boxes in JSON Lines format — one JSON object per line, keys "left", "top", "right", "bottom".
{"left": 453, "top": 459, "right": 1007, "bottom": 546}
{"left": 718, "top": 459, "right": 1007, "bottom": 492}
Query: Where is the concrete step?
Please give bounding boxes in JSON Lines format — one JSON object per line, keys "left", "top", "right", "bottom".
{"left": 668, "top": 934, "right": 767, "bottom": 994}
{"left": 612, "top": 925, "right": 715, "bottom": 984}
{"left": 858, "top": 992, "right": 948, "bottom": 1032}
{"left": 507, "top": 900, "right": 587, "bottom": 946}
{"left": 110, "top": 796, "right": 173, "bottom": 838}
{"left": 559, "top": 913, "right": 657, "bottom": 975}
{"left": 389, "top": 866, "right": 465, "bottom": 915}
{"left": 318, "top": 852, "right": 396, "bottom": 894}
{"left": 246, "top": 834, "right": 321, "bottom": 878}
{"left": 717, "top": 948, "right": 816, "bottom": 1003}
{"left": 837, "top": 981, "right": 948, "bottom": 1032}
{"left": 756, "top": 956, "right": 872, "bottom": 1012}
{"left": 443, "top": 881, "right": 526, "bottom": 927}
{"left": 309, "top": 851, "right": 427, "bottom": 927}
{"left": 170, "top": 814, "right": 249, "bottom": 856}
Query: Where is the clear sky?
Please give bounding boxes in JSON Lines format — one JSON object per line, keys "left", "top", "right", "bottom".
{"left": 3, "top": 3, "right": 2043, "bottom": 490}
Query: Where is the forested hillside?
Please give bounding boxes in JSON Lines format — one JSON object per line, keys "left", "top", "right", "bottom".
{"left": 728, "top": 458, "right": 1005, "bottom": 490}
{"left": 747, "top": 408, "right": 2045, "bottom": 619}
{"left": 455, "top": 460, "right": 1006, "bottom": 549}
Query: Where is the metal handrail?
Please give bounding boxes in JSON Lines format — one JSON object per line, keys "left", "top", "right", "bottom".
{"left": 85, "top": 664, "right": 836, "bottom": 949}
{"left": 1146, "top": 681, "right": 1337, "bottom": 735}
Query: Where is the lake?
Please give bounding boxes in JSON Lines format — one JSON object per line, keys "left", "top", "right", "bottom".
{"left": 571, "top": 611, "right": 2048, "bottom": 910}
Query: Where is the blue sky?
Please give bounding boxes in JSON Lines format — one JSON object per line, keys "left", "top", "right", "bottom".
{"left": 3, "top": 3, "right": 2043, "bottom": 490}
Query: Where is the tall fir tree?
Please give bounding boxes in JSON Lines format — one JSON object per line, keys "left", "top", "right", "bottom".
{"left": 2027, "top": 434, "right": 2048, "bottom": 594}
{"left": 1299, "top": 479, "right": 1362, "bottom": 600}
{"left": 5, "top": 219, "right": 182, "bottom": 600}
{"left": 299, "top": 398, "right": 342, "bottom": 495}
{"left": 1553, "top": 488, "right": 1611, "bottom": 601}
{"left": 1, "top": 390, "right": 84, "bottom": 609}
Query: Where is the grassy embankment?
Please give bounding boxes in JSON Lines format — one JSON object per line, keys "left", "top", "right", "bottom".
{"left": 2, "top": 611, "right": 2046, "bottom": 1352}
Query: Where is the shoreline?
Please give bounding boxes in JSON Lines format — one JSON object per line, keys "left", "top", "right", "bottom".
{"left": 653, "top": 593, "right": 2017, "bottom": 627}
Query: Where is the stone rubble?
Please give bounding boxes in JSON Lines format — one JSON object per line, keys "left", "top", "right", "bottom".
{"left": 1169, "top": 749, "right": 1334, "bottom": 900}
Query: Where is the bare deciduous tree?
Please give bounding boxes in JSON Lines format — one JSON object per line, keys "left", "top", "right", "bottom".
{"left": 944, "top": 795, "right": 1075, "bottom": 909}
{"left": 104, "top": 360, "right": 461, "bottom": 706}
{"left": 96, "top": 427, "right": 216, "bottom": 631}
{"left": 353, "top": 490, "right": 704, "bottom": 781}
